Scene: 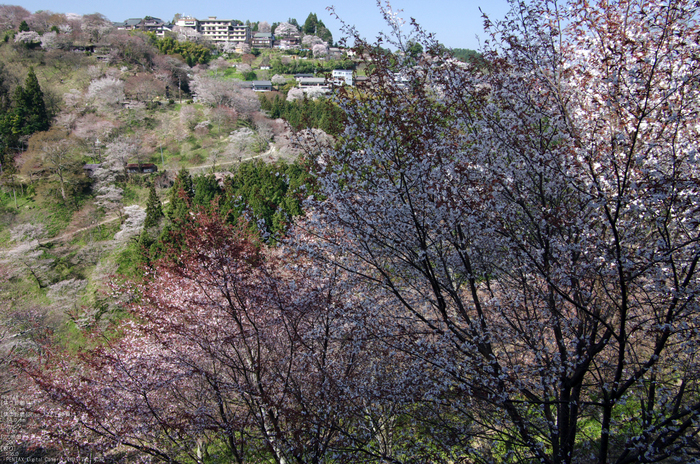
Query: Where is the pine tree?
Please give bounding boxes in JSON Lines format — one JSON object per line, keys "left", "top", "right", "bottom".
{"left": 303, "top": 13, "right": 318, "bottom": 34}
{"left": 3, "top": 69, "right": 50, "bottom": 143}
{"left": 18, "top": 20, "right": 29, "bottom": 32}
{"left": 193, "top": 174, "right": 221, "bottom": 209}
{"left": 22, "top": 68, "right": 50, "bottom": 134}
{"left": 167, "top": 167, "right": 194, "bottom": 223}
{"left": 140, "top": 183, "right": 164, "bottom": 252}
{"left": 0, "top": 63, "right": 10, "bottom": 114}
{"left": 143, "top": 184, "right": 163, "bottom": 230}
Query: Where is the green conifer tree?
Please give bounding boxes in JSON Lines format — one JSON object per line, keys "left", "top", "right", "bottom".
{"left": 167, "top": 167, "right": 194, "bottom": 223}
{"left": 303, "top": 13, "right": 318, "bottom": 34}
{"left": 193, "top": 174, "right": 221, "bottom": 209}
{"left": 143, "top": 184, "right": 164, "bottom": 230}
{"left": 18, "top": 20, "right": 29, "bottom": 32}
{"left": 22, "top": 68, "right": 50, "bottom": 135}
{"left": 3, "top": 69, "right": 50, "bottom": 143}
{"left": 0, "top": 63, "right": 10, "bottom": 114}
{"left": 140, "top": 183, "right": 165, "bottom": 252}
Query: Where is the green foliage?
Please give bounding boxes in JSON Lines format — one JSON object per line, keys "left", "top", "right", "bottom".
{"left": 0, "top": 68, "right": 50, "bottom": 151}
{"left": 259, "top": 94, "right": 345, "bottom": 136}
{"left": 139, "top": 184, "right": 165, "bottom": 255}
{"left": 241, "top": 70, "right": 257, "bottom": 81}
{"left": 142, "top": 184, "right": 163, "bottom": 230}
{"left": 222, "top": 159, "right": 313, "bottom": 241}
{"left": 406, "top": 41, "right": 423, "bottom": 59}
{"left": 20, "top": 68, "right": 50, "bottom": 134}
{"left": 270, "top": 58, "right": 355, "bottom": 76}
{"left": 316, "top": 23, "right": 333, "bottom": 44}
{"left": 303, "top": 13, "right": 318, "bottom": 34}
{"left": 450, "top": 48, "right": 486, "bottom": 67}
{"left": 152, "top": 35, "right": 212, "bottom": 66}
{"left": 115, "top": 239, "right": 144, "bottom": 277}
{"left": 166, "top": 167, "right": 195, "bottom": 224}
{"left": 0, "top": 62, "right": 10, "bottom": 114}
{"left": 18, "top": 20, "right": 29, "bottom": 32}
{"left": 192, "top": 174, "right": 220, "bottom": 208}
{"left": 140, "top": 159, "right": 313, "bottom": 265}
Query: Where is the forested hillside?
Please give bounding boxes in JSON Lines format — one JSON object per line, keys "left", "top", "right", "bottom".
{"left": 3, "top": 0, "right": 700, "bottom": 463}
{"left": 0, "top": 6, "right": 339, "bottom": 337}
{"left": 0, "top": 10, "right": 337, "bottom": 459}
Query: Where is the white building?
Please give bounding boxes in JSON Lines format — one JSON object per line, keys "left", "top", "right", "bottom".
{"left": 176, "top": 16, "right": 251, "bottom": 45}
{"left": 332, "top": 69, "right": 354, "bottom": 86}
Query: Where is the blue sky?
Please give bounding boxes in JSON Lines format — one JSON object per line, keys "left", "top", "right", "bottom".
{"left": 13, "top": 0, "right": 513, "bottom": 49}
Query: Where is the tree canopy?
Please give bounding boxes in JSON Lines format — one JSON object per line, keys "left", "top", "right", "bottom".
{"left": 0, "top": 67, "right": 49, "bottom": 154}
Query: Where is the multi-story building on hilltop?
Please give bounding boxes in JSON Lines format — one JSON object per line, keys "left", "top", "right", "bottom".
{"left": 116, "top": 17, "right": 172, "bottom": 36}
{"left": 176, "top": 16, "right": 251, "bottom": 45}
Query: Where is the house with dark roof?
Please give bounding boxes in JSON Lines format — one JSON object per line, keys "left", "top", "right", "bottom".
{"left": 252, "top": 32, "right": 273, "bottom": 48}
{"left": 116, "top": 17, "right": 172, "bottom": 36}
{"left": 252, "top": 80, "right": 272, "bottom": 92}
{"left": 126, "top": 163, "right": 158, "bottom": 174}
{"left": 116, "top": 18, "right": 143, "bottom": 30}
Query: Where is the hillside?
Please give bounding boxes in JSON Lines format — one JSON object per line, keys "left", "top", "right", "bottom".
{"left": 0, "top": 11, "right": 346, "bottom": 362}
{"left": 4, "top": 1, "right": 699, "bottom": 463}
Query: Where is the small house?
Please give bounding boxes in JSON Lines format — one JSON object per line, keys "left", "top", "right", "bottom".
{"left": 252, "top": 80, "right": 272, "bottom": 92}
{"left": 126, "top": 163, "right": 158, "bottom": 174}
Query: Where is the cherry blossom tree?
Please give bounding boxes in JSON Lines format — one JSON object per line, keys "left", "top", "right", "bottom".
{"left": 286, "top": 87, "right": 304, "bottom": 102}
{"left": 26, "top": 10, "right": 61, "bottom": 33}
{"left": 19, "top": 211, "right": 367, "bottom": 464}
{"left": 301, "top": 35, "right": 324, "bottom": 47}
{"left": 79, "top": 13, "right": 112, "bottom": 43}
{"left": 191, "top": 74, "right": 260, "bottom": 115}
{"left": 311, "top": 43, "right": 329, "bottom": 58}
{"left": 94, "top": 184, "right": 123, "bottom": 219}
{"left": 173, "top": 24, "right": 202, "bottom": 42}
{"left": 124, "top": 72, "right": 166, "bottom": 102}
{"left": 71, "top": 114, "right": 117, "bottom": 158}
{"left": 275, "top": 22, "right": 299, "bottom": 38}
{"left": 113, "top": 204, "right": 145, "bottom": 243}
{"left": 24, "top": 129, "right": 81, "bottom": 202}
{"left": 87, "top": 76, "right": 125, "bottom": 107}
{"left": 236, "top": 63, "right": 253, "bottom": 75}
{"left": 271, "top": 74, "right": 287, "bottom": 86}
{"left": 208, "top": 56, "right": 230, "bottom": 76}
{"left": 39, "top": 31, "right": 58, "bottom": 50}
{"left": 301, "top": 0, "right": 700, "bottom": 462}
{"left": 304, "top": 86, "right": 328, "bottom": 100}
{"left": 209, "top": 104, "right": 238, "bottom": 135}
{"left": 103, "top": 136, "right": 139, "bottom": 173}
{"left": 227, "top": 127, "right": 259, "bottom": 154}
{"left": 258, "top": 21, "right": 271, "bottom": 33}
{"left": 236, "top": 42, "right": 251, "bottom": 55}
{"left": 13, "top": 31, "right": 40, "bottom": 45}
